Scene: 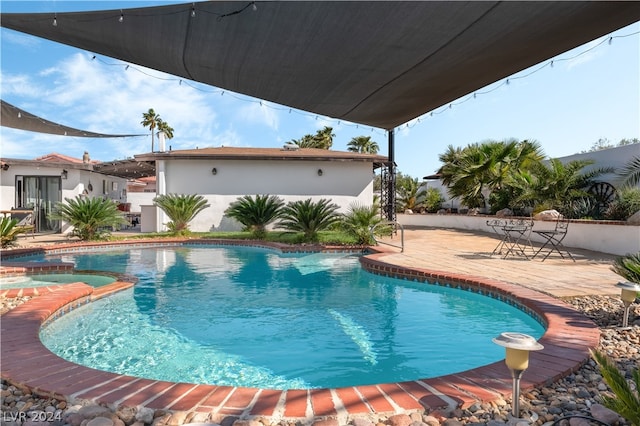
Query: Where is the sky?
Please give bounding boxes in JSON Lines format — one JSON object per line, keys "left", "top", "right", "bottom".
{"left": 1, "top": 1, "right": 639, "bottom": 180}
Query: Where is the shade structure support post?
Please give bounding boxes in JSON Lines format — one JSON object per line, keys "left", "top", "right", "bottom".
{"left": 383, "top": 129, "right": 396, "bottom": 223}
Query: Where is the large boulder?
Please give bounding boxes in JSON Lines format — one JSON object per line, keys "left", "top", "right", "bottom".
{"left": 495, "top": 208, "right": 513, "bottom": 218}
{"left": 627, "top": 209, "right": 640, "bottom": 225}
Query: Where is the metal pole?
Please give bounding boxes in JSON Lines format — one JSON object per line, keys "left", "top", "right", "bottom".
{"left": 511, "top": 369, "right": 524, "bottom": 418}
{"left": 387, "top": 129, "right": 395, "bottom": 222}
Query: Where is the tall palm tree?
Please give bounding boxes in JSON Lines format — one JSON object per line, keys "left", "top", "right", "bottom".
{"left": 347, "top": 136, "right": 380, "bottom": 154}
{"left": 141, "top": 108, "right": 161, "bottom": 152}
{"left": 157, "top": 118, "right": 174, "bottom": 140}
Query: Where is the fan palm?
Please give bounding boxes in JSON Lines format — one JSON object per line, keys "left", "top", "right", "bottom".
{"left": 157, "top": 118, "right": 174, "bottom": 140}
{"left": 342, "top": 202, "right": 385, "bottom": 245}
{"left": 49, "top": 196, "right": 127, "bottom": 240}
{"left": 153, "top": 193, "right": 209, "bottom": 234}
{"left": 224, "top": 194, "right": 285, "bottom": 239}
{"left": 396, "top": 177, "right": 426, "bottom": 212}
{"left": 278, "top": 198, "right": 341, "bottom": 242}
{"left": 141, "top": 108, "right": 161, "bottom": 152}
{"left": 618, "top": 156, "right": 640, "bottom": 188}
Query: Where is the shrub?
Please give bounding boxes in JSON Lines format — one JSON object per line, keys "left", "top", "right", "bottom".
{"left": 0, "top": 217, "right": 28, "bottom": 248}
{"left": 224, "top": 194, "right": 284, "bottom": 239}
{"left": 605, "top": 187, "right": 640, "bottom": 221}
{"left": 49, "top": 196, "right": 127, "bottom": 241}
{"left": 278, "top": 198, "right": 341, "bottom": 242}
{"left": 591, "top": 349, "right": 640, "bottom": 425}
{"left": 422, "top": 187, "right": 445, "bottom": 213}
{"left": 342, "top": 203, "right": 384, "bottom": 245}
{"left": 153, "top": 193, "right": 209, "bottom": 235}
{"left": 611, "top": 252, "right": 640, "bottom": 283}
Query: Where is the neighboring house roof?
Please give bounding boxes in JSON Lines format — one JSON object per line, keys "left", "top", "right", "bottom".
{"left": 34, "top": 152, "right": 99, "bottom": 164}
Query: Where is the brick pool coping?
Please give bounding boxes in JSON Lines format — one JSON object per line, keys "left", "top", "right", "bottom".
{"left": 0, "top": 239, "right": 600, "bottom": 423}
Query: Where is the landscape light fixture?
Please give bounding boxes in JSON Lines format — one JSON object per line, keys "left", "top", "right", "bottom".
{"left": 493, "top": 332, "right": 544, "bottom": 420}
{"left": 615, "top": 281, "right": 640, "bottom": 327}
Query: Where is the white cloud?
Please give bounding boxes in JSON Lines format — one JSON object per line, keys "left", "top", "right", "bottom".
{"left": 236, "top": 101, "right": 279, "bottom": 130}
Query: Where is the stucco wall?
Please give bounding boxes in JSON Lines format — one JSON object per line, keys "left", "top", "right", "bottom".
{"left": 397, "top": 213, "right": 639, "bottom": 256}
{"left": 150, "top": 158, "right": 375, "bottom": 232}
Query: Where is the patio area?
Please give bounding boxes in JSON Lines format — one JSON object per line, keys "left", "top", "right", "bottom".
{"left": 0, "top": 227, "right": 628, "bottom": 425}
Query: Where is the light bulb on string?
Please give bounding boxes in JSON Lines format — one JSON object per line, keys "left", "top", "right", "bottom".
{"left": 119, "top": 10, "right": 124, "bottom": 22}
{"left": 53, "top": 14, "right": 57, "bottom": 26}
{"left": 17, "top": 112, "right": 21, "bottom": 118}
{"left": 252, "top": 2, "right": 257, "bottom": 11}
{"left": 191, "top": 4, "right": 196, "bottom": 17}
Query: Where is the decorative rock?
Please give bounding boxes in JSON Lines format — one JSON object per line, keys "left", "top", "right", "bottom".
{"left": 626, "top": 209, "right": 640, "bottom": 225}
{"left": 311, "top": 419, "right": 339, "bottom": 426}
{"left": 442, "top": 419, "right": 464, "bottom": 426}
{"left": 533, "top": 209, "right": 561, "bottom": 221}
{"left": 422, "top": 416, "right": 440, "bottom": 426}
{"left": 388, "top": 414, "right": 412, "bottom": 426}
{"left": 167, "top": 411, "right": 190, "bottom": 426}
{"left": 590, "top": 403, "right": 620, "bottom": 425}
{"left": 79, "top": 406, "right": 113, "bottom": 420}
{"left": 65, "top": 413, "right": 85, "bottom": 426}
{"left": 86, "top": 417, "right": 114, "bottom": 426}
{"left": 231, "top": 420, "right": 262, "bottom": 426}
{"left": 135, "top": 407, "right": 155, "bottom": 424}
{"left": 352, "top": 418, "right": 375, "bottom": 426}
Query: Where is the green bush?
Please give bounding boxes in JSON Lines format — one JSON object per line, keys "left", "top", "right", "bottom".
{"left": 224, "top": 194, "right": 284, "bottom": 239}
{"left": 154, "top": 193, "right": 209, "bottom": 235}
{"left": 0, "top": 217, "right": 28, "bottom": 248}
{"left": 49, "top": 196, "right": 127, "bottom": 241}
{"left": 591, "top": 349, "right": 640, "bottom": 425}
{"left": 605, "top": 187, "right": 640, "bottom": 221}
{"left": 342, "top": 203, "right": 384, "bottom": 245}
{"left": 278, "top": 198, "right": 341, "bottom": 242}
{"left": 422, "top": 187, "right": 445, "bottom": 213}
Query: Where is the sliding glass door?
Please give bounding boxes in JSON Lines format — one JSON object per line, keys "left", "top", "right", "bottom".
{"left": 18, "top": 176, "right": 62, "bottom": 233}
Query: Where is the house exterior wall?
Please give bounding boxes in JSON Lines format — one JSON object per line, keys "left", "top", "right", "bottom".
{"left": 0, "top": 164, "right": 128, "bottom": 233}
{"left": 148, "top": 158, "right": 375, "bottom": 232}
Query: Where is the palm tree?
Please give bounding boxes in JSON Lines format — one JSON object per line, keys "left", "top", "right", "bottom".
{"left": 347, "top": 136, "right": 380, "bottom": 154}
{"left": 618, "top": 156, "right": 640, "bottom": 188}
{"left": 278, "top": 198, "right": 341, "bottom": 242}
{"left": 224, "top": 194, "right": 285, "bottom": 239}
{"left": 141, "top": 108, "right": 161, "bottom": 152}
{"left": 342, "top": 202, "right": 385, "bottom": 245}
{"left": 157, "top": 118, "right": 174, "bottom": 141}
{"left": 396, "top": 176, "right": 426, "bottom": 212}
{"left": 153, "top": 193, "right": 209, "bottom": 235}
{"left": 291, "top": 126, "right": 335, "bottom": 150}
{"left": 49, "top": 196, "right": 127, "bottom": 240}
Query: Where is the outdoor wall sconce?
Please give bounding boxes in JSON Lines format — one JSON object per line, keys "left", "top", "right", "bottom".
{"left": 61, "top": 169, "right": 68, "bottom": 179}
{"left": 317, "top": 169, "right": 323, "bottom": 176}
{"left": 493, "top": 332, "right": 544, "bottom": 420}
{"left": 211, "top": 167, "right": 217, "bottom": 175}
{"left": 616, "top": 281, "right": 640, "bottom": 327}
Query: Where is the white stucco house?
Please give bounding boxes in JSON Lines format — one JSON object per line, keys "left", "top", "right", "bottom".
{"left": 0, "top": 153, "right": 129, "bottom": 233}
{"left": 133, "top": 146, "right": 387, "bottom": 233}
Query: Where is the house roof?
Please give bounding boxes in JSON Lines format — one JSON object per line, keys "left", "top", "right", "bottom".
{"left": 2, "top": 2, "right": 638, "bottom": 130}
{"left": 34, "top": 152, "right": 98, "bottom": 164}
{"left": 135, "top": 147, "right": 388, "bottom": 163}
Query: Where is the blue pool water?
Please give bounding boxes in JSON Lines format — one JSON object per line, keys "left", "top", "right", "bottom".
{"left": 0, "top": 273, "right": 116, "bottom": 289}
{"left": 38, "top": 245, "right": 544, "bottom": 389}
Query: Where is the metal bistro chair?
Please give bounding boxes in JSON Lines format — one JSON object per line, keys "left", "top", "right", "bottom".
{"left": 532, "top": 217, "right": 575, "bottom": 262}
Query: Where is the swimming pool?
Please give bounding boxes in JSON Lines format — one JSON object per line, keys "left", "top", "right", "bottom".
{"left": 38, "top": 245, "right": 544, "bottom": 389}
{"left": 0, "top": 273, "right": 116, "bottom": 289}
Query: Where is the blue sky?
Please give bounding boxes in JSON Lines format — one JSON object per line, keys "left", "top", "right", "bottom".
{"left": 1, "top": 1, "right": 639, "bottom": 179}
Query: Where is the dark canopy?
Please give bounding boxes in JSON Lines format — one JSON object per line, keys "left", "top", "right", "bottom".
{"left": 2, "top": 1, "right": 638, "bottom": 130}
{"left": 1, "top": 99, "right": 145, "bottom": 138}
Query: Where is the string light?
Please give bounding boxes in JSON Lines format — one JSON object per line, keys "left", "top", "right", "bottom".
{"left": 191, "top": 4, "right": 196, "bottom": 17}
{"left": 119, "top": 10, "right": 124, "bottom": 23}
{"left": 17, "top": 112, "right": 21, "bottom": 118}
{"left": 252, "top": 2, "right": 258, "bottom": 12}
{"left": 52, "top": 13, "right": 57, "bottom": 26}
{"left": 85, "top": 26, "right": 638, "bottom": 136}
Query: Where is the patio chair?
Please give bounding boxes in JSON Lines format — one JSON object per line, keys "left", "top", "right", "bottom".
{"left": 532, "top": 217, "right": 575, "bottom": 262}
{"left": 10, "top": 208, "right": 36, "bottom": 238}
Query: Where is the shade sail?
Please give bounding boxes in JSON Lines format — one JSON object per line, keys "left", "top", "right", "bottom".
{"left": 2, "top": 2, "right": 639, "bottom": 130}
{"left": 1, "top": 99, "right": 146, "bottom": 138}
